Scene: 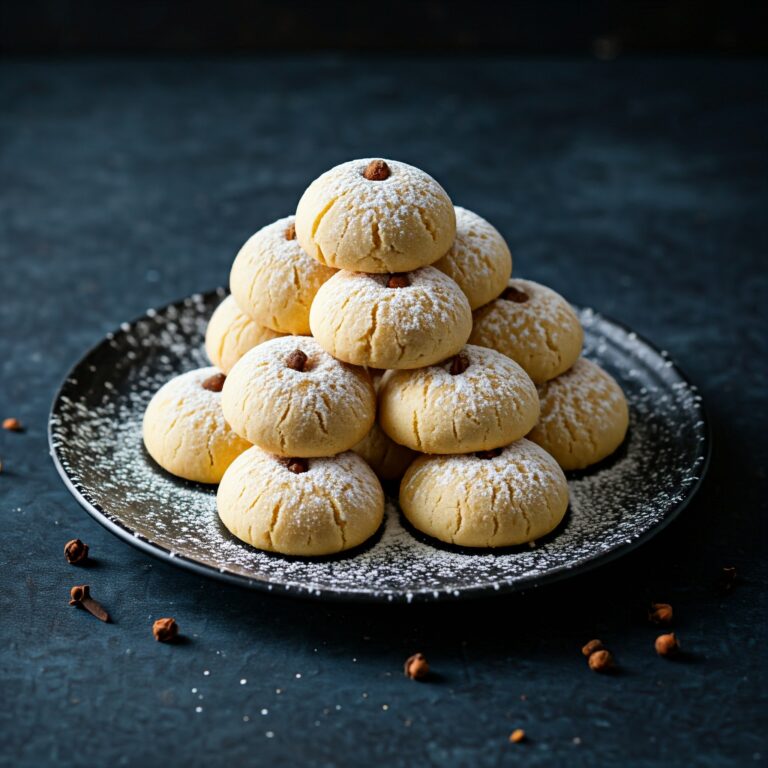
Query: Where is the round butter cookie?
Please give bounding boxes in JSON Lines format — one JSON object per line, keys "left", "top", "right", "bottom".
{"left": 470, "top": 278, "right": 583, "bottom": 383}
{"left": 399, "top": 439, "right": 569, "bottom": 548}
{"left": 218, "top": 447, "right": 384, "bottom": 556}
{"left": 527, "top": 358, "right": 629, "bottom": 470}
{"left": 433, "top": 206, "right": 512, "bottom": 309}
{"left": 350, "top": 368, "right": 417, "bottom": 481}
{"left": 221, "top": 336, "right": 375, "bottom": 458}
{"left": 351, "top": 422, "right": 416, "bottom": 482}
{"left": 309, "top": 267, "right": 472, "bottom": 369}
{"left": 295, "top": 158, "right": 456, "bottom": 273}
{"left": 378, "top": 345, "right": 539, "bottom": 454}
{"left": 230, "top": 215, "right": 336, "bottom": 335}
{"left": 142, "top": 367, "right": 250, "bottom": 484}
{"left": 205, "top": 295, "right": 283, "bottom": 374}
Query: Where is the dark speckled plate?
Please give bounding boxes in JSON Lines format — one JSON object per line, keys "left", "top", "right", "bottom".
{"left": 49, "top": 289, "right": 709, "bottom": 603}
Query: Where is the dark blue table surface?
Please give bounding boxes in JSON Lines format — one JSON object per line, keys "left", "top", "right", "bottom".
{"left": 1, "top": 56, "right": 766, "bottom": 768}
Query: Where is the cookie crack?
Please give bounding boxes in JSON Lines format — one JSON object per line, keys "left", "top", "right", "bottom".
{"left": 416, "top": 205, "right": 438, "bottom": 242}
{"left": 328, "top": 494, "right": 347, "bottom": 548}
{"left": 312, "top": 399, "right": 329, "bottom": 436}
{"left": 412, "top": 410, "right": 423, "bottom": 451}
{"left": 367, "top": 301, "right": 379, "bottom": 359}
{"left": 453, "top": 497, "right": 463, "bottom": 542}
{"left": 311, "top": 196, "right": 339, "bottom": 239}
{"left": 275, "top": 399, "right": 293, "bottom": 452}
{"left": 489, "top": 480, "right": 499, "bottom": 546}
{"left": 266, "top": 500, "right": 281, "bottom": 549}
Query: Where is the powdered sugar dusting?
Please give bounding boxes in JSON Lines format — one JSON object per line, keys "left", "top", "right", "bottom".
{"left": 303, "top": 158, "right": 450, "bottom": 224}
{"left": 295, "top": 158, "right": 455, "bottom": 272}
{"left": 150, "top": 365, "right": 227, "bottom": 422}
{"left": 222, "top": 336, "right": 374, "bottom": 454}
{"left": 405, "top": 439, "right": 565, "bottom": 510}
{"left": 433, "top": 206, "right": 512, "bottom": 308}
{"left": 379, "top": 345, "right": 538, "bottom": 452}
{"left": 391, "top": 345, "right": 535, "bottom": 414}
{"left": 470, "top": 278, "right": 583, "bottom": 381}
{"left": 231, "top": 215, "right": 335, "bottom": 333}
{"left": 50, "top": 291, "right": 708, "bottom": 602}
{"left": 537, "top": 357, "right": 626, "bottom": 432}
{"left": 312, "top": 267, "right": 471, "bottom": 339}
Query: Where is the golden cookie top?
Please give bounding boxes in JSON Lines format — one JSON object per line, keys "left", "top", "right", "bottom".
{"left": 470, "top": 278, "right": 583, "bottom": 383}
{"left": 230, "top": 214, "right": 336, "bottom": 335}
{"left": 309, "top": 267, "right": 472, "bottom": 369}
{"left": 433, "top": 206, "right": 512, "bottom": 309}
{"left": 295, "top": 158, "right": 456, "bottom": 273}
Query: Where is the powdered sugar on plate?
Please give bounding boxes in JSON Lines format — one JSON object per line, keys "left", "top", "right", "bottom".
{"left": 49, "top": 290, "right": 709, "bottom": 602}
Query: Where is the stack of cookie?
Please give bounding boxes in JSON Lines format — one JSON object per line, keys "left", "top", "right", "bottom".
{"left": 470, "top": 280, "right": 629, "bottom": 471}
{"left": 142, "top": 156, "right": 629, "bottom": 558}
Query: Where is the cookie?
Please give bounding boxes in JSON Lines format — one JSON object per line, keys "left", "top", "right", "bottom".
{"left": 351, "top": 422, "right": 417, "bottom": 482}
{"left": 230, "top": 214, "right": 336, "bottom": 335}
{"left": 378, "top": 345, "right": 539, "bottom": 454}
{"left": 399, "top": 439, "right": 569, "bottom": 548}
{"left": 527, "top": 358, "right": 629, "bottom": 470}
{"left": 142, "top": 367, "right": 250, "bottom": 484}
{"left": 221, "top": 336, "right": 375, "bottom": 457}
{"left": 218, "top": 447, "right": 384, "bottom": 556}
{"left": 295, "top": 158, "right": 456, "bottom": 273}
{"left": 433, "top": 206, "right": 512, "bottom": 309}
{"left": 205, "top": 295, "right": 284, "bottom": 374}
{"left": 470, "top": 278, "right": 583, "bottom": 383}
{"left": 309, "top": 267, "right": 472, "bottom": 369}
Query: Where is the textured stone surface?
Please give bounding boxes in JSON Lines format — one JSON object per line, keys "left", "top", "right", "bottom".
{"left": 0, "top": 57, "right": 765, "bottom": 766}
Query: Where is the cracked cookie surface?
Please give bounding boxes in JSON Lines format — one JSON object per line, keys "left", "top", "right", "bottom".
{"left": 295, "top": 158, "right": 456, "bottom": 273}
{"left": 399, "top": 439, "right": 569, "bottom": 548}
{"left": 217, "top": 447, "right": 385, "bottom": 556}
{"left": 230, "top": 214, "right": 336, "bottom": 335}
{"left": 470, "top": 278, "right": 583, "bottom": 383}
{"left": 205, "top": 295, "right": 284, "bottom": 374}
{"left": 378, "top": 345, "right": 539, "bottom": 454}
{"left": 527, "top": 358, "right": 629, "bottom": 470}
{"left": 221, "top": 336, "right": 375, "bottom": 457}
{"left": 309, "top": 267, "right": 472, "bottom": 369}
{"left": 433, "top": 206, "right": 512, "bottom": 309}
{"left": 142, "top": 367, "right": 251, "bottom": 484}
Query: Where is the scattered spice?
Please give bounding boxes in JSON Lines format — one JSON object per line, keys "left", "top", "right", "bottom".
{"left": 581, "top": 639, "right": 604, "bottom": 657}
{"left": 201, "top": 373, "right": 226, "bottom": 392}
{"left": 475, "top": 448, "right": 502, "bottom": 460}
{"left": 64, "top": 539, "right": 89, "bottom": 565}
{"left": 655, "top": 632, "right": 679, "bottom": 657}
{"left": 649, "top": 603, "right": 673, "bottom": 625}
{"left": 3, "top": 418, "right": 23, "bottom": 432}
{"left": 587, "top": 649, "right": 614, "bottom": 673}
{"left": 363, "top": 159, "right": 391, "bottom": 181}
{"left": 286, "top": 458, "right": 309, "bottom": 474}
{"left": 403, "top": 653, "right": 429, "bottom": 680}
{"left": 284, "top": 222, "right": 297, "bottom": 241}
{"left": 509, "top": 729, "right": 526, "bottom": 744}
{"left": 449, "top": 353, "right": 470, "bottom": 375}
{"left": 386, "top": 273, "right": 410, "bottom": 289}
{"left": 285, "top": 349, "right": 308, "bottom": 372}
{"left": 69, "top": 585, "right": 110, "bottom": 622}
{"left": 152, "top": 617, "right": 179, "bottom": 643}
{"left": 501, "top": 286, "right": 529, "bottom": 303}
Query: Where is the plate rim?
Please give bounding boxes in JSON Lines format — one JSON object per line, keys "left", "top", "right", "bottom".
{"left": 48, "top": 290, "right": 712, "bottom": 604}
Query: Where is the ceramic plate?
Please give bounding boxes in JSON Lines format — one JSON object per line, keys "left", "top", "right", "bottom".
{"left": 49, "top": 289, "right": 709, "bottom": 602}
